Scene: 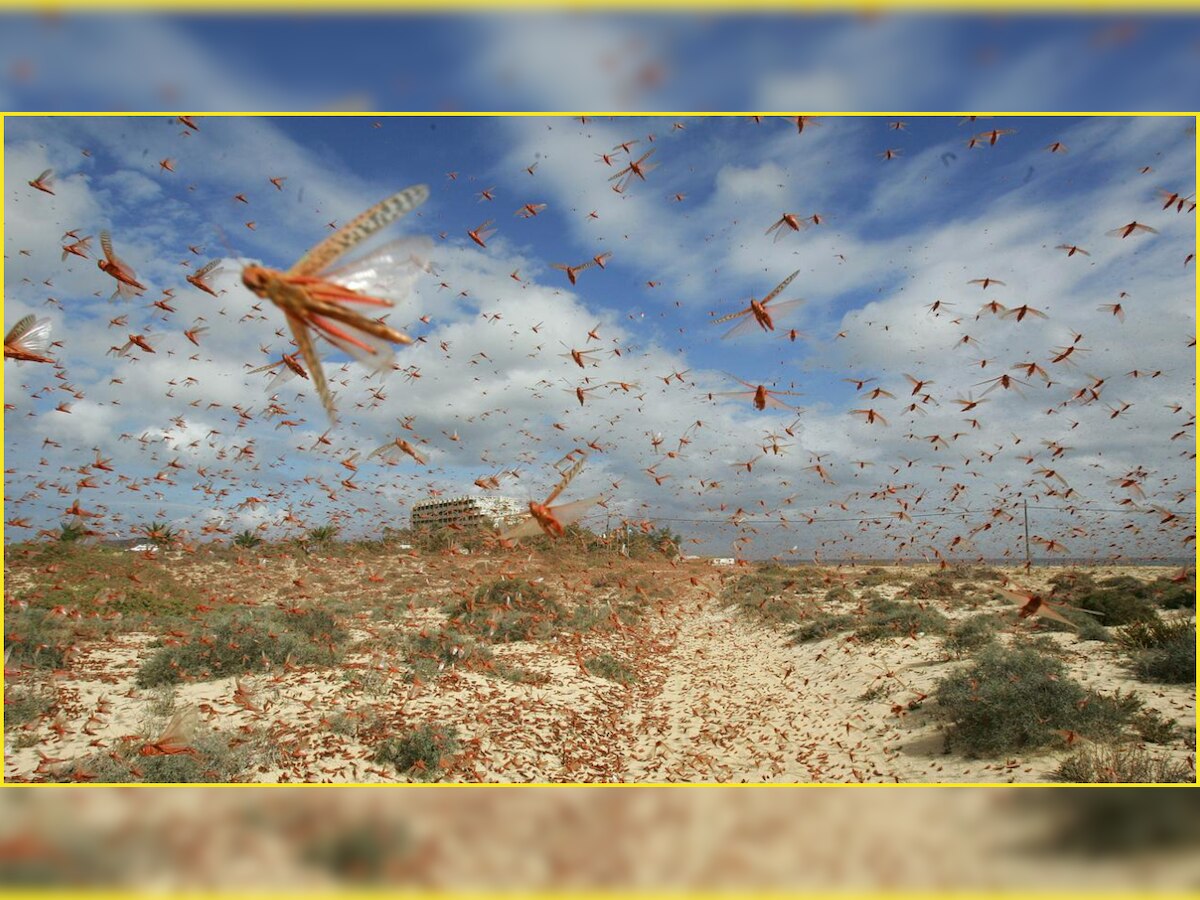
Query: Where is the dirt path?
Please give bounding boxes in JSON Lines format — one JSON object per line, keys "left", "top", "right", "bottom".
{"left": 609, "top": 577, "right": 947, "bottom": 782}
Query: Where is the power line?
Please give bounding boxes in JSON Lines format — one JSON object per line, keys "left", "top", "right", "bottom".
{"left": 595, "top": 504, "right": 1195, "bottom": 528}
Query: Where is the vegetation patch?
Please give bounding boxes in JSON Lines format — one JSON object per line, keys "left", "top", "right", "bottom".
{"left": 902, "top": 573, "right": 962, "bottom": 601}
{"left": 856, "top": 596, "right": 950, "bottom": 642}
{"left": 48, "top": 725, "right": 275, "bottom": 783}
{"left": 942, "top": 613, "right": 1002, "bottom": 658}
{"left": 1047, "top": 573, "right": 1160, "bottom": 627}
{"left": 1115, "top": 617, "right": 1196, "bottom": 684}
{"left": 372, "top": 723, "right": 459, "bottom": 781}
{"left": 445, "top": 578, "right": 567, "bottom": 642}
{"left": 791, "top": 612, "right": 856, "bottom": 644}
{"left": 136, "top": 607, "right": 348, "bottom": 686}
{"left": 935, "top": 645, "right": 1141, "bottom": 758}
{"left": 1053, "top": 744, "right": 1194, "bottom": 784}
{"left": 584, "top": 653, "right": 636, "bottom": 685}
{"left": 723, "top": 565, "right": 826, "bottom": 627}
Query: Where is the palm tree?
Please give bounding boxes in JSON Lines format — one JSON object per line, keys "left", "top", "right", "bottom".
{"left": 142, "top": 521, "right": 178, "bottom": 550}
{"left": 233, "top": 529, "right": 262, "bottom": 549}
{"left": 307, "top": 524, "right": 338, "bottom": 545}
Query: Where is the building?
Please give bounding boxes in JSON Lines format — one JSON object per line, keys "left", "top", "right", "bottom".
{"left": 410, "top": 496, "right": 527, "bottom": 531}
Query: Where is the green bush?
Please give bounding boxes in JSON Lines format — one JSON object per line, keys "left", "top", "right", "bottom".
{"left": 856, "top": 597, "right": 949, "bottom": 642}
{"left": 584, "top": 653, "right": 636, "bottom": 685}
{"left": 303, "top": 821, "right": 412, "bottom": 883}
{"left": 4, "top": 607, "right": 72, "bottom": 670}
{"left": 1149, "top": 577, "right": 1195, "bottom": 610}
{"left": 791, "top": 613, "right": 855, "bottom": 644}
{"left": 141, "top": 521, "right": 179, "bottom": 550}
{"left": 3, "top": 681, "right": 56, "bottom": 729}
{"left": 1133, "top": 634, "right": 1195, "bottom": 684}
{"left": 48, "top": 726, "right": 274, "bottom": 783}
{"left": 1053, "top": 745, "right": 1194, "bottom": 784}
{"left": 722, "top": 566, "right": 820, "bottom": 626}
{"left": 1132, "top": 707, "right": 1179, "bottom": 744}
{"left": 403, "top": 627, "right": 495, "bottom": 681}
{"left": 935, "top": 645, "right": 1140, "bottom": 758}
{"left": 903, "top": 574, "right": 961, "bottom": 600}
{"left": 1116, "top": 617, "right": 1196, "bottom": 684}
{"left": 942, "top": 613, "right": 1001, "bottom": 657}
{"left": 1050, "top": 574, "right": 1160, "bottom": 627}
{"left": 446, "top": 578, "right": 567, "bottom": 642}
{"left": 373, "top": 723, "right": 459, "bottom": 781}
{"left": 136, "top": 608, "right": 347, "bottom": 686}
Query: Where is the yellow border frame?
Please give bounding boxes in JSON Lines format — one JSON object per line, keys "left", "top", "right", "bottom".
{"left": 1, "top": 111, "right": 1196, "bottom": 789}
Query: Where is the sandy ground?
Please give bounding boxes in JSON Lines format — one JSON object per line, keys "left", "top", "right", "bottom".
{"left": 3, "top": 555, "right": 1195, "bottom": 783}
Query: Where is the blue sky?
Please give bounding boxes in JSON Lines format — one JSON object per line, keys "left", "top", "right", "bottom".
{"left": 2, "top": 14, "right": 1200, "bottom": 112}
{"left": 3, "top": 115, "right": 1196, "bottom": 559}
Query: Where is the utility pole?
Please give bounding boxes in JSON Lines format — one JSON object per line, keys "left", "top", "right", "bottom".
{"left": 1023, "top": 499, "right": 1032, "bottom": 569}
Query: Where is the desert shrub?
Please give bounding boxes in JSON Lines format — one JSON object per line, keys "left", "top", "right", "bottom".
{"left": 566, "top": 604, "right": 606, "bottom": 633}
{"left": 403, "top": 627, "right": 496, "bottom": 681}
{"left": 49, "top": 726, "right": 274, "bottom": 783}
{"left": 1132, "top": 707, "right": 1179, "bottom": 744}
{"left": 1133, "top": 635, "right": 1195, "bottom": 684}
{"left": 1149, "top": 577, "right": 1195, "bottom": 610}
{"left": 373, "top": 723, "right": 459, "bottom": 781}
{"left": 282, "top": 607, "right": 347, "bottom": 643}
{"left": 1073, "top": 616, "right": 1112, "bottom": 642}
{"left": 824, "top": 586, "right": 854, "bottom": 604}
{"left": 136, "top": 608, "right": 347, "bottom": 686}
{"left": 1026, "top": 789, "right": 1200, "bottom": 855}
{"left": 1116, "top": 617, "right": 1196, "bottom": 684}
{"left": 1114, "top": 617, "right": 1190, "bottom": 651}
{"left": 903, "top": 574, "right": 960, "bottom": 601}
{"left": 942, "top": 613, "right": 1000, "bottom": 657}
{"left": 791, "top": 612, "right": 855, "bottom": 644}
{"left": 446, "top": 578, "right": 566, "bottom": 642}
{"left": 584, "top": 653, "right": 636, "bottom": 685}
{"left": 3, "top": 680, "right": 56, "bottom": 729}
{"left": 855, "top": 567, "right": 898, "bottom": 587}
{"left": 3, "top": 607, "right": 72, "bottom": 670}
{"left": 1051, "top": 574, "right": 1159, "bottom": 627}
{"left": 327, "top": 710, "right": 380, "bottom": 738}
{"left": 856, "top": 597, "right": 949, "bottom": 642}
{"left": 936, "top": 645, "right": 1140, "bottom": 757}
{"left": 1053, "top": 745, "right": 1194, "bottom": 784}
{"left": 723, "top": 566, "right": 825, "bottom": 626}
{"left": 5, "top": 547, "right": 203, "bottom": 623}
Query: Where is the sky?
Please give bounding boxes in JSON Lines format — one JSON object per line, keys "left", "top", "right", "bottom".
{"left": 3, "top": 114, "right": 1196, "bottom": 561}
{"left": 1, "top": 13, "right": 1200, "bottom": 112}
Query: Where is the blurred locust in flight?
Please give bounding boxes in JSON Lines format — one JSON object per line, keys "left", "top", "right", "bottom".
{"left": 240, "top": 184, "right": 431, "bottom": 422}
{"left": 501, "top": 452, "right": 602, "bottom": 541}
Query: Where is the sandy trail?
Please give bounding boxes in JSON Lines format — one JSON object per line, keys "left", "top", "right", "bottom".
{"left": 614, "top": 580, "right": 950, "bottom": 782}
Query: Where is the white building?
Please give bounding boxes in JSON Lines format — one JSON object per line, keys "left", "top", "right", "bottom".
{"left": 410, "top": 496, "right": 526, "bottom": 530}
